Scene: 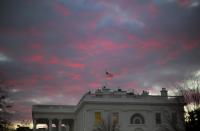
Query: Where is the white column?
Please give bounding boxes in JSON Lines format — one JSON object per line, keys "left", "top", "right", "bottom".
{"left": 66, "top": 123, "right": 70, "bottom": 131}
{"left": 58, "top": 119, "right": 62, "bottom": 131}
{"left": 33, "top": 119, "right": 36, "bottom": 131}
{"left": 49, "top": 119, "right": 52, "bottom": 131}
{"left": 73, "top": 119, "right": 77, "bottom": 131}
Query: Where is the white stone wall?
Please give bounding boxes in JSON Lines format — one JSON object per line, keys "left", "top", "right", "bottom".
{"left": 32, "top": 88, "right": 185, "bottom": 131}
{"left": 76, "top": 103, "right": 185, "bottom": 131}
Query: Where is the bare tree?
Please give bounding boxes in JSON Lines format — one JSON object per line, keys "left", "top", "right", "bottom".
{"left": 176, "top": 75, "right": 200, "bottom": 112}
{"left": 0, "top": 73, "right": 13, "bottom": 131}
{"left": 167, "top": 73, "right": 200, "bottom": 131}
{"left": 93, "top": 118, "right": 120, "bottom": 131}
{"left": 20, "top": 120, "right": 32, "bottom": 127}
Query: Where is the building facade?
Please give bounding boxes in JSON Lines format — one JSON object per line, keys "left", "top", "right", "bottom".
{"left": 32, "top": 87, "right": 185, "bottom": 131}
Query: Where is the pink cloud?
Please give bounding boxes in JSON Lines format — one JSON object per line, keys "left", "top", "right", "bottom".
{"left": 23, "top": 54, "right": 44, "bottom": 63}
{"left": 23, "top": 77, "right": 38, "bottom": 86}
{"left": 156, "top": 49, "right": 182, "bottom": 65}
{"left": 130, "top": 38, "right": 164, "bottom": 58}
{"left": 146, "top": 3, "right": 159, "bottom": 18}
{"left": 68, "top": 73, "right": 81, "bottom": 80}
{"left": 47, "top": 56, "right": 59, "bottom": 64}
{"left": 29, "top": 43, "right": 42, "bottom": 50}
{"left": 41, "top": 75, "right": 53, "bottom": 81}
{"left": 74, "top": 38, "right": 130, "bottom": 56}
{"left": 62, "top": 59, "right": 85, "bottom": 69}
{"left": 81, "top": 11, "right": 104, "bottom": 30}
{"left": 114, "top": 0, "right": 159, "bottom": 21}
{"left": 182, "top": 40, "right": 199, "bottom": 51}
{"left": 115, "top": 67, "right": 129, "bottom": 77}
{"left": 177, "top": 0, "right": 191, "bottom": 7}
{"left": 122, "top": 81, "right": 141, "bottom": 91}
{"left": 89, "top": 82, "right": 102, "bottom": 89}
{"left": 26, "top": 27, "right": 43, "bottom": 37}
{"left": 8, "top": 76, "right": 39, "bottom": 89}
{"left": 21, "top": 53, "right": 85, "bottom": 70}
{"left": 41, "top": 85, "right": 61, "bottom": 96}
{"left": 65, "top": 86, "right": 85, "bottom": 95}
{"left": 53, "top": 2, "right": 70, "bottom": 16}
{"left": 140, "top": 39, "right": 163, "bottom": 50}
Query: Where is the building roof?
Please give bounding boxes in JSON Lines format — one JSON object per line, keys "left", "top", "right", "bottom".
{"left": 32, "top": 86, "right": 185, "bottom": 114}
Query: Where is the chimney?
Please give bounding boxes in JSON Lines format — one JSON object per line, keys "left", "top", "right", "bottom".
{"left": 160, "top": 88, "right": 168, "bottom": 97}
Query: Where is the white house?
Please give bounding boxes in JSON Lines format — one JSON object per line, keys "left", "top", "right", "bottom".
{"left": 32, "top": 87, "right": 185, "bottom": 131}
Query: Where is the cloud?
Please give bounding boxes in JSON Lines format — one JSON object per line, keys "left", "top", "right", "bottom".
{"left": 52, "top": 2, "right": 70, "bottom": 16}
{"left": 0, "top": 53, "right": 11, "bottom": 62}
{"left": 0, "top": 0, "right": 200, "bottom": 121}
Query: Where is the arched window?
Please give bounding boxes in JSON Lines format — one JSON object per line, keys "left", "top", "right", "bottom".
{"left": 135, "top": 119, "right": 141, "bottom": 124}
{"left": 130, "top": 113, "right": 145, "bottom": 124}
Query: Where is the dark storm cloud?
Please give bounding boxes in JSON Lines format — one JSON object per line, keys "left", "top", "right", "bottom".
{"left": 0, "top": 0, "right": 56, "bottom": 28}
{"left": 148, "top": 1, "right": 200, "bottom": 38}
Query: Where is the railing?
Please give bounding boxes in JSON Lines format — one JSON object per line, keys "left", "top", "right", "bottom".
{"left": 85, "top": 92, "right": 183, "bottom": 99}
{"left": 32, "top": 105, "right": 76, "bottom": 112}
{"left": 76, "top": 92, "right": 185, "bottom": 105}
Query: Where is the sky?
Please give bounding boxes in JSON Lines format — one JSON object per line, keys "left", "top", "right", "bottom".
{"left": 0, "top": 0, "right": 200, "bottom": 121}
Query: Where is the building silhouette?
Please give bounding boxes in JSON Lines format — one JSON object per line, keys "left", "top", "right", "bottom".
{"left": 32, "top": 87, "right": 185, "bottom": 131}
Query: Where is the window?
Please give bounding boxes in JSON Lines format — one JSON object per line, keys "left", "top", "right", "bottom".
{"left": 130, "top": 113, "right": 145, "bottom": 124}
{"left": 155, "top": 113, "right": 161, "bottom": 124}
{"left": 172, "top": 112, "right": 177, "bottom": 124}
{"left": 112, "top": 112, "right": 119, "bottom": 124}
{"left": 135, "top": 119, "right": 141, "bottom": 124}
{"left": 95, "top": 112, "right": 101, "bottom": 123}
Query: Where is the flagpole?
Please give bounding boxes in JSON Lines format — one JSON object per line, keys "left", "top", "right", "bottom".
{"left": 105, "top": 69, "right": 114, "bottom": 88}
{"left": 104, "top": 69, "right": 108, "bottom": 87}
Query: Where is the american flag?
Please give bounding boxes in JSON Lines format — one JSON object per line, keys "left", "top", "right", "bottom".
{"left": 106, "top": 71, "right": 114, "bottom": 79}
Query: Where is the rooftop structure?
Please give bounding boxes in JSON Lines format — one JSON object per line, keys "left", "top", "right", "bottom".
{"left": 32, "top": 87, "right": 185, "bottom": 131}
